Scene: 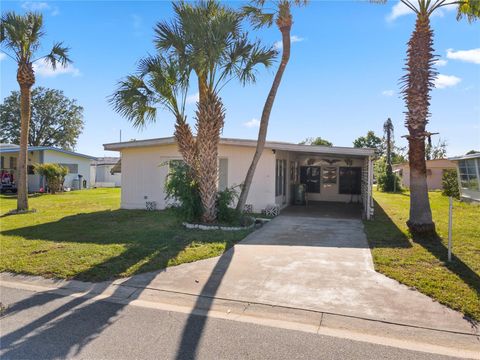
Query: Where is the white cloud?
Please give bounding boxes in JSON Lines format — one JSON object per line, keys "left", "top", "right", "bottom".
{"left": 434, "top": 59, "right": 448, "bottom": 67}
{"left": 382, "top": 90, "right": 395, "bottom": 97}
{"left": 274, "top": 35, "right": 304, "bottom": 50}
{"left": 243, "top": 118, "right": 260, "bottom": 128}
{"left": 386, "top": 1, "right": 413, "bottom": 22}
{"left": 186, "top": 92, "right": 199, "bottom": 105}
{"left": 386, "top": 0, "right": 455, "bottom": 21}
{"left": 33, "top": 59, "right": 81, "bottom": 78}
{"left": 434, "top": 74, "right": 461, "bottom": 89}
{"left": 0, "top": 53, "right": 6, "bottom": 61}
{"left": 446, "top": 48, "right": 480, "bottom": 65}
{"left": 21, "top": 2, "right": 60, "bottom": 16}
{"left": 22, "top": 2, "right": 49, "bottom": 10}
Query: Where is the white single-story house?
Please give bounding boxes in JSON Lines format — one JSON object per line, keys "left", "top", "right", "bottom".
{"left": 104, "top": 137, "right": 375, "bottom": 219}
{"left": 90, "top": 157, "right": 121, "bottom": 188}
{"left": 449, "top": 153, "right": 480, "bottom": 202}
{"left": 393, "top": 159, "right": 457, "bottom": 190}
{"left": 0, "top": 144, "right": 96, "bottom": 192}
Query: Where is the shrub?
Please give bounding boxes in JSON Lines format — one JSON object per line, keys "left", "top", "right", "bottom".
{"left": 217, "top": 186, "right": 240, "bottom": 224}
{"left": 442, "top": 169, "right": 460, "bottom": 199}
{"left": 164, "top": 161, "right": 202, "bottom": 222}
{"left": 34, "top": 163, "right": 68, "bottom": 194}
{"left": 375, "top": 157, "right": 401, "bottom": 192}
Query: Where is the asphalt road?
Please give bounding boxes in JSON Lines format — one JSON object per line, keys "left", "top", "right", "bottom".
{"left": 0, "top": 287, "right": 458, "bottom": 360}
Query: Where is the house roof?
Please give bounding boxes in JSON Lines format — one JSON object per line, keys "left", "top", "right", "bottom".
{"left": 103, "top": 136, "right": 375, "bottom": 157}
{"left": 449, "top": 153, "right": 480, "bottom": 161}
{"left": 92, "top": 157, "right": 120, "bottom": 166}
{"left": 0, "top": 146, "right": 97, "bottom": 160}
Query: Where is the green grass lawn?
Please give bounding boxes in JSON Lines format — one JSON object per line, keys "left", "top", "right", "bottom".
{"left": 364, "top": 189, "right": 480, "bottom": 321}
{"left": 0, "top": 188, "right": 251, "bottom": 282}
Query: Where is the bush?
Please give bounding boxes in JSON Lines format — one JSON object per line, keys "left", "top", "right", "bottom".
{"left": 34, "top": 163, "right": 68, "bottom": 194}
{"left": 216, "top": 186, "right": 240, "bottom": 224}
{"left": 442, "top": 169, "right": 460, "bottom": 199}
{"left": 375, "top": 157, "right": 401, "bottom": 192}
{"left": 164, "top": 162, "right": 202, "bottom": 222}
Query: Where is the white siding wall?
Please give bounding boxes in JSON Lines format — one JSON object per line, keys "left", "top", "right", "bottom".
{"left": 92, "top": 164, "right": 121, "bottom": 187}
{"left": 43, "top": 150, "right": 93, "bottom": 189}
{"left": 120, "top": 144, "right": 275, "bottom": 212}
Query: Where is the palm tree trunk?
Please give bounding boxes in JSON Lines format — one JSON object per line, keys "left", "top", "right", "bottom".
{"left": 403, "top": 13, "right": 435, "bottom": 236}
{"left": 236, "top": 20, "right": 292, "bottom": 212}
{"left": 196, "top": 91, "right": 225, "bottom": 223}
{"left": 17, "top": 84, "right": 31, "bottom": 211}
{"left": 174, "top": 115, "right": 197, "bottom": 172}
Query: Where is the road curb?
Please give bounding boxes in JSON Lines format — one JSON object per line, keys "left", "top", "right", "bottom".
{"left": 1, "top": 273, "right": 479, "bottom": 359}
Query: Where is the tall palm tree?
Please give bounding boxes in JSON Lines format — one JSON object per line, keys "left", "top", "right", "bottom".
{"left": 383, "top": 117, "right": 394, "bottom": 175}
{"left": 1, "top": 12, "right": 71, "bottom": 211}
{"left": 374, "top": 0, "right": 478, "bottom": 235}
{"left": 113, "top": 1, "right": 275, "bottom": 223}
{"left": 154, "top": 1, "right": 275, "bottom": 222}
{"left": 236, "top": 0, "right": 307, "bottom": 213}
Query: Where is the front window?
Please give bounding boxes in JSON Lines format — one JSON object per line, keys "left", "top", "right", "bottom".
{"left": 458, "top": 159, "right": 479, "bottom": 190}
{"left": 59, "top": 163, "right": 79, "bottom": 174}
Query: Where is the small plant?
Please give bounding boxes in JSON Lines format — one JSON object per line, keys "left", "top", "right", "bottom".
{"left": 34, "top": 163, "right": 68, "bottom": 194}
{"left": 164, "top": 161, "right": 202, "bottom": 222}
{"left": 442, "top": 169, "right": 460, "bottom": 199}
{"left": 375, "top": 157, "right": 401, "bottom": 192}
{"left": 217, "top": 186, "right": 240, "bottom": 224}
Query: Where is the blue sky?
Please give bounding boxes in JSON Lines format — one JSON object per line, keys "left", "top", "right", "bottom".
{"left": 1, "top": 0, "right": 479, "bottom": 157}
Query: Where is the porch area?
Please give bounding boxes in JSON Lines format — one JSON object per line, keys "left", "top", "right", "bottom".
{"left": 268, "top": 143, "right": 375, "bottom": 220}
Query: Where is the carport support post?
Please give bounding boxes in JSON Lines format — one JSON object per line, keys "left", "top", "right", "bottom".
{"left": 448, "top": 196, "right": 453, "bottom": 262}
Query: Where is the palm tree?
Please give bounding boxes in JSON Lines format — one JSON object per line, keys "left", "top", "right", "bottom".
{"left": 113, "top": 1, "right": 275, "bottom": 223}
{"left": 236, "top": 0, "right": 307, "bottom": 213}
{"left": 383, "top": 118, "right": 394, "bottom": 176}
{"left": 373, "top": 1, "right": 478, "bottom": 235}
{"left": 1, "top": 12, "right": 71, "bottom": 211}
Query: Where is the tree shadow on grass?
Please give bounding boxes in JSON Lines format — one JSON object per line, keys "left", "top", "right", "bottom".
{"left": 1, "top": 212, "right": 238, "bottom": 359}
{"left": 1, "top": 209, "right": 242, "bottom": 281}
{"left": 363, "top": 200, "right": 412, "bottom": 249}
{"left": 411, "top": 233, "right": 480, "bottom": 322}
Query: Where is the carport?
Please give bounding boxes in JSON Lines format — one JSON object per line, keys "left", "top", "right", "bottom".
{"left": 269, "top": 143, "right": 375, "bottom": 220}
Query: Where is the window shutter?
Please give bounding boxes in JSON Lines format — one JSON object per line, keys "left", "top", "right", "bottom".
{"left": 219, "top": 158, "right": 228, "bottom": 191}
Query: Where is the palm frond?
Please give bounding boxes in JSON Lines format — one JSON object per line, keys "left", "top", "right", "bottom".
{"left": 241, "top": 5, "right": 274, "bottom": 29}
{"left": 0, "top": 11, "right": 45, "bottom": 62}
{"left": 43, "top": 42, "right": 71, "bottom": 70}
{"left": 109, "top": 75, "right": 157, "bottom": 129}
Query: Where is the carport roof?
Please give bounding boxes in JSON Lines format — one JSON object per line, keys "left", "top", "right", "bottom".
{"left": 104, "top": 136, "right": 375, "bottom": 157}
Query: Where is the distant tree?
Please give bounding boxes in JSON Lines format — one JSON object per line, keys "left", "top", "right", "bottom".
{"left": 466, "top": 150, "right": 479, "bottom": 155}
{"left": 353, "top": 131, "right": 383, "bottom": 156}
{"left": 442, "top": 169, "right": 460, "bottom": 199}
{"left": 299, "top": 137, "right": 332, "bottom": 146}
{"left": 1, "top": 11, "right": 71, "bottom": 211}
{"left": 425, "top": 138, "right": 447, "bottom": 160}
{"left": 0, "top": 87, "right": 84, "bottom": 150}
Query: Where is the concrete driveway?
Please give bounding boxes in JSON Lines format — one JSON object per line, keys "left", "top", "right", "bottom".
{"left": 116, "top": 214, "right": 474, "bottom": 334}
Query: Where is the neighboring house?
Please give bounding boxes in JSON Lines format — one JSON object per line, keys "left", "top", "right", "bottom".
{"left": 91, "top": 157, "right": 121, "bottom": 187}
{"left": 0, "top": 144, "right": 96, "bottom": 192}
{"left": 449, "top": 153, "right": 480, "bottom": 202}
{"left": 104, "top": 137, "right": 375, "bottom": 219}
{"left": 393, "top": 159, "right": 456, "bottom": 190}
